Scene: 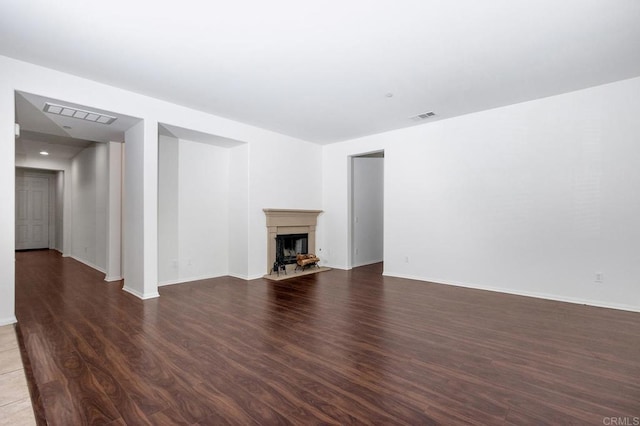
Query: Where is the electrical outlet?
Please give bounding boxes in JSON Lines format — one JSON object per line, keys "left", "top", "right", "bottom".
{"left": 595, "top": 272, "right": 603, "bottom": 283}
{"left": 405, "top": 256, "right": 409, "bottom": 263}
{"left": 171, "top": 259, "right": 178, "bottom": 269}
{"left": 355, "top": 248, "right": 359, "bottom": 255}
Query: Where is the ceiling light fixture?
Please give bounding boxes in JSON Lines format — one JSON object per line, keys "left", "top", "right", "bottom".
{"left": 39, "top": 151, "right": 49, "bottom": 156}
{"left": 43, "top": 102, "right": 117, "bottom": 125}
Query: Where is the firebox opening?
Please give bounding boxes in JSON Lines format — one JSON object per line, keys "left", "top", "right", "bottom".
{"left": 276, "top": 233, "right": 308, "bottom": 265}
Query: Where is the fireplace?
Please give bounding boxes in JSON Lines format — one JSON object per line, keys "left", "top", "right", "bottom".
{"left": 276, "top": 233, "right": 308, "bottom": 265}
{"left": 264, "top": 209, "right": 322, "bottom": 274}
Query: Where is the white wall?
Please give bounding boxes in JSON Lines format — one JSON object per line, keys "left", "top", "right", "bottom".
{"left": 246, "top": 139, "right": 323, "bottom": 278}
{"left": 0, "top": 80, "right": 14, "bottom": 325}
{"left": 158, "top": 136, "right": 232, "bottom": 285}
{"left": 228, "top": 144, "right": 249, "bottom": 278}
{"left": 70, "top": 143, "right": 108, "bottom": 271}
{"left": 352, "top": 156, "right": 384, "bottom": 267}
{"left": 322, "top": 76, "right": 640, "bottom": 312}
{"left": 105, "top": 142, "right": 123, "bottom": 281}
{"left": 158, "top": 135, "right": 180, "bottom": 283}
{"left": 179, "top": 139, "right": 230, "bottom": 281}
{"left": 55, "top": 171, "right": 64, "bottom": 251}
{"left": 123, "top": 120, "right": 159, "bottom": 299}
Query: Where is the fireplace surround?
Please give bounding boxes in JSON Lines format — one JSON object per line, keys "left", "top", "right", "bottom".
{"left": 263, "top": 209, "right": 322, "bottom": 274}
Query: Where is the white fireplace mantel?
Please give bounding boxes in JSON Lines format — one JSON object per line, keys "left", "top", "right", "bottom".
{"left": 263, "top": 209, "right": 322, "bottom": 273}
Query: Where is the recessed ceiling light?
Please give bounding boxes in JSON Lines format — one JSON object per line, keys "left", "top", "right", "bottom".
{"left": 39, "top": 151, "right": 49, "bottom": 156}
{"left": 385, "top": 92, "right": 394, "bottom": 98}
{"left": 43, "top": 102, "right": 117, "bottom": 125}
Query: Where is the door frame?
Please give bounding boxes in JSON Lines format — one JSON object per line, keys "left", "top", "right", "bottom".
{"left": 348, "top": 150, "right": 385, "bottom": 270}
{"left": 15, "top": 168, "right": 58, "bottom": 251}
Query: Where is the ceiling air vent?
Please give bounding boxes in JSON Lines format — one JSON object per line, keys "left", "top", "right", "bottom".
{"left": 43, "top": 102, "right": 117, "bottom": 125}
{"left": 410, "top": 111, "right": 436, "bottom": 121}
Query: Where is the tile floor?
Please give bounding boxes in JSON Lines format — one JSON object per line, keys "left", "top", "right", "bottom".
{"left": 0, "top": 324, "right": 36, "bottom": 426}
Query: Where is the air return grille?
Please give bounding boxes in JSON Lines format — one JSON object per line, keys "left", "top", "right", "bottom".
{"left": 43, "top": 102, "right": 117, "bottom": 125}
{"left": 410, "top": 111, "right": 436, "bottom": 121}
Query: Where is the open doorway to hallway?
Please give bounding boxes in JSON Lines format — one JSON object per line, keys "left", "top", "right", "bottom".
{"left": 15, "top": 168, "right": 59, "bottom": 251}
{"left": 14, "top": 91, "right": 139, "bottom": 281}
{"left": 350, "top": 151, "right": 384, "bottom": 269}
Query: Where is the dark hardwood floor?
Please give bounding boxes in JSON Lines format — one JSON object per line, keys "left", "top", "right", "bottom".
{"left": 15, "top": 250, "right": 640, "bottom": 425}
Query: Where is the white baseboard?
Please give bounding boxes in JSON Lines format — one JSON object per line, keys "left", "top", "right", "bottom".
{"left": 104, "top": 275, "right": 123, "bottom": 282}
{"left": 382, "top": 271, "right": 640, "bottom": 313}
{"left": 0, "top": 316, "right": 17, "bottom": 326}
{"left": 352, "top": 259, "right": 383, "bottom": 268}
{"left": 158, "top": 273, "right": 227, "bottom": 287}
{"left": 246, "top": 273, "right": 265, "bottom": 280}
{"left": 70, "top": 255, "right": 106, "bottom": 274}
{"left": 122, "top": 286, "right": 160, "bottom": 300}
{"left": 228, "top": 273, "right": 250, "bottom": 280}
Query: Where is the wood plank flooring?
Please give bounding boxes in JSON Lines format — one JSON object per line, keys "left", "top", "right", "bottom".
{"left": 15, "top": 250, "right": 640, "bottom": 425}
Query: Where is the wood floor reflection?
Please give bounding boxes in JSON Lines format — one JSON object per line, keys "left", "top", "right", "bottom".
{"left": 15, "top": 250, "right": 640, "bottom": 425}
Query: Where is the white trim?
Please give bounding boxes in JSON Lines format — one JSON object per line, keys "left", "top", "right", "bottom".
{"left": 323, "top": 263, "right": 350, "bottom": 270}
{"left": 158, "top": 273, "right": 226, "bottom": 287}
{"left": 245, "top": 273, "right": 264, "bottom": 281}
{"left": 352, "top": 259, "right": 383, "bottom": 268}
{"left": 70, "top": 255, "right": 105, "bottom": 274}
{"left": 14, "top": 170, "right": 56, "bottom": 251}
{"left": 104, "top": 275, "right": 123, "bottom": 282}
{"left": 0, "top": 316, "right": 17, "bottom": 326}
{"left": 228, "top": 273, "right": 248, "bottom": 280}
{"left": 122, "top": 286, "right": 160, "bottom": 300}
{"left": 382, "top": 272, "right": 640, "bottom": 313}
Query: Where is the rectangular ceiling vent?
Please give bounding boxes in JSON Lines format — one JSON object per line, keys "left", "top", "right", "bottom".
{"left": 410, "top": 111, "right": 436, "bottom": 121}
{"left": 43, "top": 102, "right": 117, "bottom": 125}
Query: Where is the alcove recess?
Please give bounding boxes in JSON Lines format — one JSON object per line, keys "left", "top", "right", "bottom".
{"left": 263, "top": 209, "right": 322, "bottom": 274}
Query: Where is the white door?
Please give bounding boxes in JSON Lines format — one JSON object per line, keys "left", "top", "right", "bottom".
{"left": 16, "top": 176, "right": 50, "bottom": 250}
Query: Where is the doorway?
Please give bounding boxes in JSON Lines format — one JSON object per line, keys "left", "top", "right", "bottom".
{"left": 14, "top": 91, "right": 137, "bottom": 281}
{"left": 350, "top": 151, "right": 384, "bottom": 268}
{"left": 15, "top": 170, "right": 56, "bottom": 250}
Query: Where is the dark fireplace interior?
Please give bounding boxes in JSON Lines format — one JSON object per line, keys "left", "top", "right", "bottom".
{"left": 275, "top": 233, "right": 308, "bottom": 265}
